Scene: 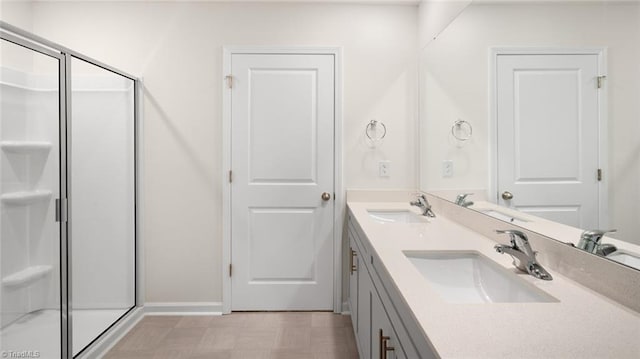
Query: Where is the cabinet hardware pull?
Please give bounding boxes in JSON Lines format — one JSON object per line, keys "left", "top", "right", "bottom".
{"left": 349, "top": 247, "right": 353, "bottom": 274}
{"left": 379, "top": 329, "right": 395, "bottom": 359}
{"left": 350, "top": 248, "right": 357, "bottom": 274}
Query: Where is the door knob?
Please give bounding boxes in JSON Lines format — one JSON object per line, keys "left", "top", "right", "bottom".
{"left": 502, "top": 191, "right": 514, "bottom": 200}
{"left": 321, "top": 192, "right": 331, "bottom": 201}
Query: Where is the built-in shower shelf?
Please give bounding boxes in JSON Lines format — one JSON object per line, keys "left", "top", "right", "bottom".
{"left": 1, "top": 190, "right": 52, "bottom": 205}
{"left": 1, "top": 141, "right": 52, "bottom": 154}
{"left": 2, "top": 265, "right": 53, "bottom": 288}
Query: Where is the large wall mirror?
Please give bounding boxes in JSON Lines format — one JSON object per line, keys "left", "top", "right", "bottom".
{"left": 419, "top": 0, "right": 640, "bottom": 271}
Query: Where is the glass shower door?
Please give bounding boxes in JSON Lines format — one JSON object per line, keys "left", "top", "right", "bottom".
{"left": 0, "top": 36, "right": 64, "bottom": 358}
{"left": 69, "top": 57, "right": 136, "bottom": 356}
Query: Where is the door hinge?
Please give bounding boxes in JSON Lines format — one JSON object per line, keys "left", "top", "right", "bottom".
{"left": 55, "top": 198, "right": 68, "bottom": 223}
{"left": 597, "top": 75, "right": 606, "bottom": 89}
{"left": 597, "top": 168, "right": 602, "bottom": 181}
{"left": 224, "top": 75, "right": 233, "bottom": 89}
{"left": 229, "top": 263, "right": 232, "bottom": 277}
{"left": 229, "top": 170, "right": 233, "bottom": 183}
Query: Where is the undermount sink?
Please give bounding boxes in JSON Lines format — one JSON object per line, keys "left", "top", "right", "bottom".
{"left": 606, "top": 250, "right": 640, "bottom": 271}
{"left": 403, "top": 251, "right": 557, "bottom": 303}
{"left": 367, "top": 210, "right": 425, "bottom": 224}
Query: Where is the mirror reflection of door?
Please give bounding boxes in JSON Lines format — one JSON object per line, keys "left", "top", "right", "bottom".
{"left": 495, "top": 51, "right": 603, "bottom": 229}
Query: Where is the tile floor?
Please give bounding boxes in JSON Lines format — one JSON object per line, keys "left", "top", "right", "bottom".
{"left": 104, "top": 312, "right": 360, "bottom": 359}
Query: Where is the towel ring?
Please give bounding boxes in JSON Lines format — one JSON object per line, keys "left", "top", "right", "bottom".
{"left": 451, "top": 120, "right": 472, "bottom": 141}
{"left": 366, "top": 120, "right": 387, "bottom": 141}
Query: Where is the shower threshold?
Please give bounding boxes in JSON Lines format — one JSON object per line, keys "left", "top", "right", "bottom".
{"left": 1, "top": 308, "right": 129, "bottom": 357}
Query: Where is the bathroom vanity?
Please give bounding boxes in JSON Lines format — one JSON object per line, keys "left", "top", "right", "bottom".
{"left": 347, "top": 192, "right": 640, "bottom": 358}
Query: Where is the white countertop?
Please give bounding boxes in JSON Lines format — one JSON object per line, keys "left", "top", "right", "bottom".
{"left": 348, "top": 201, "right": 640, "bottom": 359}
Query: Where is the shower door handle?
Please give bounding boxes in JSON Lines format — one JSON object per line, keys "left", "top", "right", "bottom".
{"left": 56, "top": 198, "right": 68, "bottom": 223}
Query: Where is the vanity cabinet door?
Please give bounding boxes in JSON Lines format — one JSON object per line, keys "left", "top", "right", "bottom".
{"left": 357, "top": 254, "right": 373, "bottom": 359}
{"left": 350, "top": 225, "right": 371, "bottom": 359}
{"left": 348, "top": 235, "right": 359, "bottom": 335}
{"left": 371, "top": 291, "right": 407, "bottom": 359}
{"left": 348, "top": 214, "right": 416, "bottom": 359}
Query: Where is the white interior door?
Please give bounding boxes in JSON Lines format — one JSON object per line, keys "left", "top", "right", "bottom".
{"left": 496, "top": 53, "right": 601, "bottom": 228}
{"left": 230, "top": 53, "right": 335, "bottom": 310}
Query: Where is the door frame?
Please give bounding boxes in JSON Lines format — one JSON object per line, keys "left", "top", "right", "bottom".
{"left": 489, "top": 47, "right": 608, "bottom": 227}
{"left": 221, "top": 46, "right": 343, "bottom": 314}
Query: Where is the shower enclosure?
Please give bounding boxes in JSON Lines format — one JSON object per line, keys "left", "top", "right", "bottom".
{"left": 0, "top": 23, "right": 140, "bottom": 358}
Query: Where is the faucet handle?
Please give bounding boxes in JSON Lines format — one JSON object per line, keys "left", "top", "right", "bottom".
{"left": 496, "top": 229, "right": 523, "bottom": 234}
{"left": 455, "top": 193, "right": 473, "bottom": 204}
{"left": 495, "top": 230, "right": 552, "bottom": 281}
{"left": 581, "top": 229, "right": 617, "bottom": 245}
{"left": 496, "top": 229, "right": 527, "bottom": 240}
{"left": 582, "top": 229, "right": 616, "bottom": 238}
{"left": 409, "top": 193, "right": 436, "bottom": 218}
{"left": 496, "top": 229, "right": 534, "bottom": 257}
{"left": 578, "top": 229, "right": 616, "bottom": 253}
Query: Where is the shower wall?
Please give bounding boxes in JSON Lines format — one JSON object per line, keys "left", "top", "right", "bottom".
{"left": 1, "top": 39, "right": 62, "bottom": 356}
{"left": 0, "top": 67, "right": 60, "bottom": 327}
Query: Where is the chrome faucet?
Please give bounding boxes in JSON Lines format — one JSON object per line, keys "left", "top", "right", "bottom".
{"left": 454, "top": 193, "right": 474, "bottom": 207}
{"left": 597, "top": 243, "right": 618, "bottom": 257}
{"left": 410, "top": 194, "right": 435, "bottom": 218}
{"left": 577, "top": 229, "right": 617, "bottom": 255}
{"left": 494, "top": 229, "right": 552, "bottom": 281}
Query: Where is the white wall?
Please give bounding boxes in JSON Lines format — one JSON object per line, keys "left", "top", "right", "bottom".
{"left": 418, "top": 0, "right": 470, "bottom": 49}
{"left": 418, "top": 2, "right": 640, "bottom": 245}
{"left": 0, "top": 0, "right": 34, "bottom": 72}
{"left": 0, "top": 1, "right": 32, "bottom": 31}
{"left": 2, "top": 1, "right": 419, "bottom": 303}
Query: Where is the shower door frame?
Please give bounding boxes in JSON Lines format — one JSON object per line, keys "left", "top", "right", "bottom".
{"left": 0, "top": 21, "right": 143, "bottom": 359}
{"left": 65, "top": 53, "right": 140, "bottom": 359}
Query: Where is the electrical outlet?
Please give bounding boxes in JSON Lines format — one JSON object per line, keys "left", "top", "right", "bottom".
{"left": 442, "top": 160, "right": 453, "bottom": 178}
{"left": 379, "top": 161, "right": 391, "bottom": 177}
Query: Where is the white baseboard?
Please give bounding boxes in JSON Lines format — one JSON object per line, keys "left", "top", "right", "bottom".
{"left": 144, "top": 302, "right": 223, "bottom": 316}
{"left": 341, "top": 300, "right": 351, "bottom": 315}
